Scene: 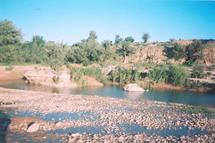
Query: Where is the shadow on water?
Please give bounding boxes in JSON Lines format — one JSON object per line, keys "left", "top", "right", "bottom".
{"left": 0, "top": 111, "right": 11, "bottom": 143}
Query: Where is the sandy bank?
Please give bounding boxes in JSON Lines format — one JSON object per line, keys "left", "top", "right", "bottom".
{"left": 0, "top": 65, "right": 39, "bottom": 82}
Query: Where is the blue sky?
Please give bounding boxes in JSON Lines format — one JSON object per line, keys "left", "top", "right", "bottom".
{"left": 0, "top": 0, "right": 214, "bottom": 44}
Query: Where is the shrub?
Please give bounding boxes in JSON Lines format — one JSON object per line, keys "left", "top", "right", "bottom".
{"left": 164, "top": 43, "right": 185, "bottom": 60}
{"left": 185, "top": 40, "right": 204, "bottom": 65}
{"left": 148, "top": 65, "right": 168, "bottom": 83}
{"left": 167, "top": 65, "right": 187, "bottom": 86}
{"left": 69, "top": 66, "right": 106, "bottom": 83}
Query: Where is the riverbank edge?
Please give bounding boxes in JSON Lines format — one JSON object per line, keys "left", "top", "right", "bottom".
{"left": 0, "top": 65, "right": 213, "bottom": 93}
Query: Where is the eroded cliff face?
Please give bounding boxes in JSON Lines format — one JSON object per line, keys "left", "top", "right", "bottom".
{"left": 203, "top": 41, "right": 215, "bottom": 66}
{"left": 174, "top": 40, "right": 215, "bottom": 66}
{"left": 127, "top": 40, "right": 215, "bottom": 66}
{"left": 128, "top": 43, "right": 167, "bottom": 64}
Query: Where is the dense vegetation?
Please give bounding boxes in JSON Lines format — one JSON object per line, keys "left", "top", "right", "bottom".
{"left": 0, "top": 20, "right": 153, "bottom": 67}
{"left": 108, "top": 67, "right": 141, "bottom": 84}
{"left": 0, "top": 20, "right": 214, "bottom": 89}
{"left": 148, "top": 65, "right": 187, "bottom": 86}
{"left": 68, "top": 65, "right": 105, "bottom": 84}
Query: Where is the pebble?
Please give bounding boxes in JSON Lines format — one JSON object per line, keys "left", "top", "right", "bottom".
{"left": 1, "top": 89, "right": 215, "bottom": 142}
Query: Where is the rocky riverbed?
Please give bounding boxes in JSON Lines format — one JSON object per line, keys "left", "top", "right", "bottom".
{"left": 0, "top": 87, "right": 215, "bottom": 142}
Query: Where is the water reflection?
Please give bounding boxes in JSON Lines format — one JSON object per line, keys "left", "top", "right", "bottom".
{"left": 126, "top": 92, "right": 143, "bottom": 100}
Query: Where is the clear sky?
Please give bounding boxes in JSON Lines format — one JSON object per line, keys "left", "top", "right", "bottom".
{"left": 0, "top": 0, "right": 214, "bottom": 44}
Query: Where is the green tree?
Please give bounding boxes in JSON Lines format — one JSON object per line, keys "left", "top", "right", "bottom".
{"left": 32, "top": 35, "right": 45, "bottom": 47}
{"left": 142, "top": 33, "right": 149, "bottom": 43}
{"left": 102, "top": 40, "right": 111, "bottom": 49}
{"left": 22, "top": 35, "right": 47, "bottom": 63}
{"left": 45, "top": 42, "right": 65, "bottom": 71}
{"left": 0, "top": 20, "right": 22, "bottom": 63}
{"left": 114, "top": 35, "right": 123, "bottom": 45}
{"left": 88, "top": 31, "right": 97, "bottom": 41}
{"left": 66, "top": 47, "right": 88, "bottom": 64}
{"left": 125, "top": 36, "right": 134, "bottom": 43}
{"left": 164, "top": 43, "right": 185, "bottom": 60}
{"left": 66, "top": 31, "right": 105, "bottom": 65}
{"left": 186, "top": 40, "right": 204, "bottom": 64}
{"left": 117, "top": 40, "right": 134, "bottom": 63}
{"left": 0, "top": 20, "right": 22, "bottom": 46}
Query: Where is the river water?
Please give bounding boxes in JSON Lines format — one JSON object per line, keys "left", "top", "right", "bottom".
{"left": 0, "top": 80, "right": 214, "bottom": 107}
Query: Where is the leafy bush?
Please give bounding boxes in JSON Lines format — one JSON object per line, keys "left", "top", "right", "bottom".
{"left": 167, "top": 65, "right": 187, "bottom": 86}
{"left": 164, "top": 43, "right": 185, "bottom": 60}
{"left": 148, "top": 64, "right": 187, "bottom": 86}
{"left": 69, "top": 66, "right": 106, "bottom": 83}
{"left": 186, "top": 40, "right": 204, "bottom": 65}
{"left": 148, "top": 65, "right": 168, "bottom": 83}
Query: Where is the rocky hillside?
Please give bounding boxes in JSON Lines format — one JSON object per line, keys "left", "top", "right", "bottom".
{"left": 126, "top": 40, "right": 215, "bottom": 66}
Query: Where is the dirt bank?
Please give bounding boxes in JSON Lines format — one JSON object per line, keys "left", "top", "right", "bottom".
{"left": 0, "top": 65, "right": 38, "bottom": 82}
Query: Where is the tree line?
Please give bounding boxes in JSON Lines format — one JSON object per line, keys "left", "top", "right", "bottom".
{"left": 1, "top": 20, "right": 213, "bottom": 88}
{"left": 0, "top": 20, "right": 150, "bottom": 70}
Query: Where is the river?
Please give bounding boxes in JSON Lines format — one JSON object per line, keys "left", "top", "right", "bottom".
{"left": 0, "top": 80, "right": 214, "bottom": 107}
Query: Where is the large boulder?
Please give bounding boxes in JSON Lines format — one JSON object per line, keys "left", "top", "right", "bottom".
{"left": 24, "top": 69, "right": 77, "bottom": 88}
{"left": 24, "top": 69, "right": 55, "bottom": 85}
{"left": 123, "top": 84, "right": 144, "bottom": 92}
